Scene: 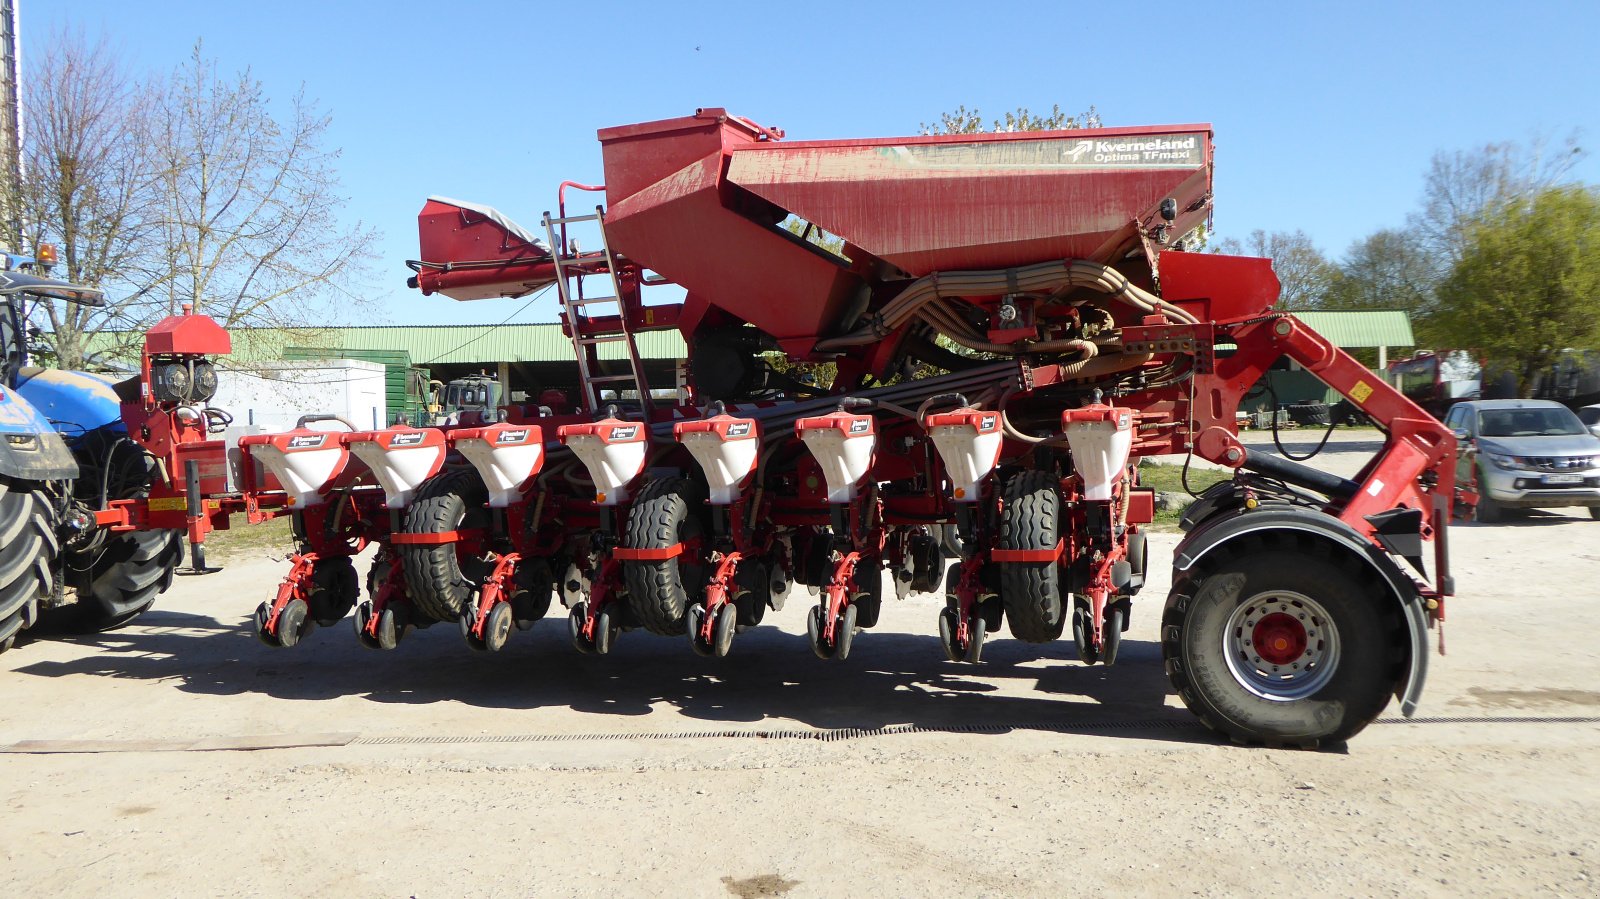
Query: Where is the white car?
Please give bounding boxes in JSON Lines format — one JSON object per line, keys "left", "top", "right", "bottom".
{"left": 1580, "top": 404, "right": 1600, "bottom": 438}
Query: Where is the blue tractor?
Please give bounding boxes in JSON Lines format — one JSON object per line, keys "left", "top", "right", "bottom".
{"left": 0, "top": 266, "right": 184, "bottom": 653}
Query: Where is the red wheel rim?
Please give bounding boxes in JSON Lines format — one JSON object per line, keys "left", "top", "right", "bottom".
{"left": 1251, "top": 612, "right": 1307, "bottom": 666}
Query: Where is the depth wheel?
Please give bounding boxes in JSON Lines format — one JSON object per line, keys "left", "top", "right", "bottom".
{"left": 851, "top": 560, "right": 883, "bottom": 629}
{"left": 353, "top": 602, "right": 381, "bottom": 650}
{"left": 1161, "top": 534, "right": 1404, "bottom": 747}
{"left": 569, "top": 601, "right": 596, "bottom": 654}
{"left": 687, "top": 603, "right": 712, "bottom": 657}
{"left": 806, "top": 605, "right": 834, "bottom": 660}
{"left": 998, "top": 470, "right": 1065, "bottom": 642}
{"left": 1101, "top": 602, "right": 1126, "bottom": 666}
{"left": 594, "top": 605, "right": 618, "bottom": 655}
{"left": 734, "top": 561, "right": 769, "bottom": 628}
{"left": 275, "top": 598, "right": 310, "bottom": 648}
{"left": 622, "top": 477, "right": 709, "bottom": 636}
{"left": 482, "top": 601, "right": 514, "bottom": 652}
{"left": 1072, "top": 599, "right": 1099, "bottom": 664}
{"left": 834, "top": 603, "right": 858, "bottom": 660}
{"left": 712, "top": 602, "right": 737, "bottom": 657}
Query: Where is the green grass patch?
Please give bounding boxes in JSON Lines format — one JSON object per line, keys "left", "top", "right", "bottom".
{"left": 199, "top": 515, "right": 297, "bottom": 563}
{"left": 1138, "top": 461, "right": 1232, "bottom": 526}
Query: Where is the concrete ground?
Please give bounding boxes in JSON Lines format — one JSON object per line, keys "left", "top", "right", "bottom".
{"left": 2, "top": 431, "right": 1597, "bottom": 897}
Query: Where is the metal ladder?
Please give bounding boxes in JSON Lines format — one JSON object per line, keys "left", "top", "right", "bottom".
{"left": 541, "top": 206, "right": 651, "bottom": 417}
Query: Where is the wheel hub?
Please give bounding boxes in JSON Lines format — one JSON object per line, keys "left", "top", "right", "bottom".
{"left": 1251, "top": 612, "right": 1307, "bottom": 666}
{"left": 1223, "top": 591, "right": 1340, "bottom": 702}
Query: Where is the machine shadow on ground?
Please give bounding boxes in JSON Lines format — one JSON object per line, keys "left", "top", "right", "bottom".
{"left": 16, "top": 605, "right": 1207, "bottom": 743}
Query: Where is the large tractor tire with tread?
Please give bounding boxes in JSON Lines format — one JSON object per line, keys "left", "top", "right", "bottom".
{"left": 998, "top": 470, "right": 1066, "bottom": 642}
{"left": 63, "top": 529, "right": 183, "bottom": 632}
{"left": 61, "top": 436, "right": 183, "bottom": 633}
{"left": 0, "top": 477, "right": 56, "bottom": 652}
{"left": 401, "top": 468, "right": 490, "bottom": 622}
{"left": 622, "top": 477, "right": 708, "bottom": 636}
{"left": 1161, "top": 532, "right": 1405, "bottom": 748}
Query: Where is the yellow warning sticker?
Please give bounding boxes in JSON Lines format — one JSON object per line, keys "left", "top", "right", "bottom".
{"left": 147, "top": 497, "right": 188, "bottom": 512}
{"left": 1350, "top": 380, "right": 1374, "bottom": 405}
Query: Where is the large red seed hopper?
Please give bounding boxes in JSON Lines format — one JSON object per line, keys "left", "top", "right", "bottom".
{"left": 345, "top": 109, "right": 1465, "bottom": 747}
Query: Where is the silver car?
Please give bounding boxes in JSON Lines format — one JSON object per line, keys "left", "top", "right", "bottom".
{"left": 1580, "top": 404, "right": 1600, "bottom": 438}
{"left": 1445, "top": 399, "right": 1600, "bottom": 522}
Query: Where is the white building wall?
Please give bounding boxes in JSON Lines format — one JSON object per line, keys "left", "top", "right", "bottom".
{"left": 211, "top": 360, "right": 387, "bottom": 433}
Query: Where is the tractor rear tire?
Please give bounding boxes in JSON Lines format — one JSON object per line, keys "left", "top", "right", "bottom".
{"left": 622, "top": 477, "right": 708, "bottom": 636}
{"left": 63, "top": 528, "right": 184, "bottom": 632}
{"left": 401, "top": 468, "right": 490, "bottom": 622}
{"left": 0, "top": 477, "right": 56, "bottom": 652}
{"left": 62, "top": 438, "right": 183, "bottom": 633}
{"left": 1161, "top": 533, "right": 1404, "bottom": 748}
{"left": 998, "top": 470, "right": 1066, "bottom": 643}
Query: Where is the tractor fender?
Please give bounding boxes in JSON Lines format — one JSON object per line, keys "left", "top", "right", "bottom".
{"left": 0, "top": 384, "right": 80, "bottom": 480}
{"left": 1170, "top": 505, "right": 1430, "bottom": 718}
{"left": 13, "top": 367, "right": 125, "bottom": 440}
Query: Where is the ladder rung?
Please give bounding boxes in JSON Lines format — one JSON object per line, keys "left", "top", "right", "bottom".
{"left": 589, "top": 374, "right": 639, "bottom": 384}
{"left": 577, "top": 335, "right": 627, "bottom": 345}
{"left": 567, "top": 296, "right": 618, "bottom": 306}
{"left": 546, "top": 214, "right": 599, "bottom": 226}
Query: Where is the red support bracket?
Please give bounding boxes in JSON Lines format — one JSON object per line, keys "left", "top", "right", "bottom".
{"left": 469, "top": 553, "right": 521, "bottom": 641}
{"left": 613, "top": 543, "right": 684, "bottom": 561}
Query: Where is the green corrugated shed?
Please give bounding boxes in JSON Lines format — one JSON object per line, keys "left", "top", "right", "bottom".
{"left": 1291, "top": 311, "right": 1415, "bottom": 349}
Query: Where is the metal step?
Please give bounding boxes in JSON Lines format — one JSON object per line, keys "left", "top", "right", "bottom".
{"left": 589, "top": 374, "right": 641, "bottom": 384}
{"left": 567, "top": 296, "right": 619, "bottom": 306}
{"left": 577, "top": 335, "right": 627, "bottom": 345}
{"left": 545, "top": 213, "right": 600, "bottom": 226}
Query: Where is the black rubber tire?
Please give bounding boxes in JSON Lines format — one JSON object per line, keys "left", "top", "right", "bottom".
{"left": 61, "top": 438, "right": 182, "bottom": 632}
{"left": 0, "top": 478, "right": 56, "bottom": 650}
{"left": 1473, "top": 465, "right": 1503, "bottom": 523}
{"left": 308, "top": 556, "right": 359, "bottom": 627}
{"left": 401, "top": 468, "right": 490, "bottom": 622}
{"left": 734, "top": 561, "right": 769, "bottom": 628}
{"left": 621, "top": 477, "right": 708, "bottom": 636}
{"left": 64, "top": 527, "right": 181, "bottom": 633}
{"left": 1161, "top": 533, "right": 1404, "bottom": 748}
{"left": 511, "top": 557, "right": 556, "bottom": 628}
{"left": 851, "top": 559, "right": 883, "bottom": 629}
{"left": 998, "top": 470, "right": 1065, "bottom": 642}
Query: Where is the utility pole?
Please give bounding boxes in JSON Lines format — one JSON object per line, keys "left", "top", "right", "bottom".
{"left": 0, "top": 0, "right": 20, "bottom": 248}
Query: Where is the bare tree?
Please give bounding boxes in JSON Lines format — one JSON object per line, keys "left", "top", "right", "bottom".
{"left": 1409, "top": 133, "right": 1586, "bottom": 265}
{"left": 920, "top": 104, "right": 1101, "bottom": 136}
{"left": 17, "top": 36, "right": 377, "bottom": 370}
{"left": 146, "top": 44, "right": 376, "bottom": 343}
{"left": 1213, "top": 229, "right": 1336, "bottom": 311}
{"left": 10, "top": 33, "right": 162, "bottom": 368}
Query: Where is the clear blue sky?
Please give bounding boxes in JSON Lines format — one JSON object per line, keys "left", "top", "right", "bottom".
{"left": 32, "top": 0, "right": 1600, "bottom": 325}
